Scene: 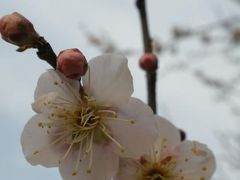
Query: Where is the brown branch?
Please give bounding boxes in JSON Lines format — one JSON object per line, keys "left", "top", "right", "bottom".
{"left": 136, "top": 0, "right": 157, "bottom": 113}
{"left": 36, "top": 37, "right": 57, "bottom": 69}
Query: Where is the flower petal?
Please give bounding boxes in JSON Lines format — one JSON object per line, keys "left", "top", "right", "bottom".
{"left": 34, "top": 69, "right": 80, "bottom": 101}
{"left": 32, "top": 91, "right": 78, "bottom": 114}
{"left": 59, "top": 144, "right": 119, "bottom": 180}
{"left": 154, "top": 115, "right": 181, "bottom": 153}
{"left": 173, "top": 140, "right": 216, "bottom": 179}
{"left": 115, "top": 158, "right": 139, "bottom": 180}
{"left": 82, "top": 54, "right": 133, "bottom": 107}
{"left": 21, "top": 114, "right": 66, "bottom": 167}
{"left": 32, "top": 92, "right": 59, "bottom": 113}
{"left": 105, "top": 97, "right": 158, "bottom": 158}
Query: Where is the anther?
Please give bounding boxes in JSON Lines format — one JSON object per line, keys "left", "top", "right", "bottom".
{"left": 72, "top": 171, "right": 77, "bottom": 176}
{"left": 87, "top": 168, "right": 92, "bottom": 174}
{"left": 33, "top": 150, "right": 39, "bottom": 155}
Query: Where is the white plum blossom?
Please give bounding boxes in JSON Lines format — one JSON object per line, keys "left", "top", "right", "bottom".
{"left": 21, "top": 54, "right": 158, "bottom": 180}
{"left": 116, "top": 116, "right": 216, "bottom": 180}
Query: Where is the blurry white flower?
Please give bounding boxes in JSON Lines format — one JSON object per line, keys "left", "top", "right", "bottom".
{"left": 21, "top": 54, "right": 158, "bottom": 180}
{"left": 116, "top": 116, "right": 216, "bottom": 180}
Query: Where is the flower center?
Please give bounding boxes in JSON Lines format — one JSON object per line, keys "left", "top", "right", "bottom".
{"left": 63, "top": 96, "right": 113, "bottom": 145}
{"left": 34, "top": 93, "right": 133, "bottom": 175}
{"left": 144, "top": 166, "right": 164, "bottom": 180}
{"left": 139, "top": 155, "right": 177, "bottom": 180}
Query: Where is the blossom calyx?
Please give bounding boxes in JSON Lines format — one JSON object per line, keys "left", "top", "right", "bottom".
{"left": 0, "top": 12, "right": 40, "bottom": 51}
{"left": 139, "top": 53, "right": 158, "bottom": 72}
{"left": 57, "top": 48, "right": 88, "bottom": 79}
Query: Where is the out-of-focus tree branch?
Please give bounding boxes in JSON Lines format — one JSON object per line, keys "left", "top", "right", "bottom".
{"left": 82, "top": 30, "right": 137, "bottom": 55}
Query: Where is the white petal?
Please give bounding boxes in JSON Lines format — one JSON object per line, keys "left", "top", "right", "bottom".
{"left": 115, "top": 158, "right": 139, "bottom": 180}
{"left": 59, "top": 144, "right": 119, "bottom": 180}
{"left": 154, "top": 115, "right": 181, "bottom": 153}
{"left": 32, "top": 92, "right": 59, "bottom": 113}
{"left": 173, "top": 140, "right": 216, "bottom": 179}
{"left": 83, "top": 54, "right": 133, "bottom": 107}
{"left": 32, "top": 91, "right": 78, "bottom": 114}
{"left": 34, "top": 69, "right": 80, "bottom": 101}
{"left": 105, "top": 97, "right": 158, "bottom": 158}
{"left": 21, "top": 114, "right": 65, "bottom": 167}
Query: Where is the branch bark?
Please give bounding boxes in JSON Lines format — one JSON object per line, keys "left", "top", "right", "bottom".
{"left": 36, "top": 37, "right": 57, "bottom": 69}
{"left": 136, "top": 0, "right": 157, "bottom": 113}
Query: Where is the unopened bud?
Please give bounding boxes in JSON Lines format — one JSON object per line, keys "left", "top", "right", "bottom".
{"left": 57, "top": 48, "right": 88, "bottom": 79}
{"left": 139, "top": 53, "right": 158, "bottom": 72}
{"left": 0, "top": 12, "right": 40, "bottom": 51}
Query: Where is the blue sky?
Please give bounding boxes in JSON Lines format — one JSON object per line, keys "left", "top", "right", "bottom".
{"left": 1, "top": 0, "right": 240, "bottom": 179}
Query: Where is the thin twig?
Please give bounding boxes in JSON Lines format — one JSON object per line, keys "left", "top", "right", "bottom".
{"left": 36, "top": 37, "right": 57, "bottom": 69}
{"left": 136, "top": 0, "right": 157, "bottom": 113}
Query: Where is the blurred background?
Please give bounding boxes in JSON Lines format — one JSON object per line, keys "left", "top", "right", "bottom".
{"left": 1, "top": 0, "right": 240, "bottom": 179}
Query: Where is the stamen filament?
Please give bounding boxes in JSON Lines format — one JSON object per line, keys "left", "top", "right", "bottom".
{"left": 33, "top": 132, "right": 70, "bottom": 155}
{"left": 59, "top": 140, "right": 75, "bottom": 164}
{"left": 86, "top": 131, "right": 94, "bottom": 173}
{"left": 99, "top": 126, "right": 125, "bottom": 152}
{"left": 97, "top": 110, "right": 117, "bottom": 117}
{"left": 105, "top": 117, "right": 135, "bottom": 124}
{"left": 72, "top": 141, "right": 83, "bottom": 176}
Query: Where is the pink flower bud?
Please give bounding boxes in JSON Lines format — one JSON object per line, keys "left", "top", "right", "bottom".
{"left": 139, "top": 53, "right": 158, "bottom": 72}
{"left": 57, "top": 48, "right": 88, "bottom": 79}
{"left": 0, "top": 12, "right": 39, "bottom": 51}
